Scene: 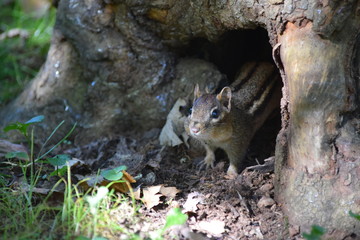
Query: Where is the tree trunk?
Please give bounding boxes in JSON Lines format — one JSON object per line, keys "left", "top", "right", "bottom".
{"left": 1, "top": 0, "right": 360, "bottom": 237}
{"left": 275, "top": 18, "right": 360, "bottom": 237}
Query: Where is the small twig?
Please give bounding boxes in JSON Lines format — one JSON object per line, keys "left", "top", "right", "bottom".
{"left": 246, "top": 156, "right": 275, "bottom": 173}
{"left": 236, "top": 190, "right": 254, "bottom": 216}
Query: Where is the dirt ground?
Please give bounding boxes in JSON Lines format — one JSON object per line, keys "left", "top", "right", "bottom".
{"left": 0, "top": 107, "right": 305, "bottom": 239}
{"left": 154, "top": 146, "right": 287, "bottom": 240}
{"left": 59, "top": 113, "right": 303, "bottom": 240}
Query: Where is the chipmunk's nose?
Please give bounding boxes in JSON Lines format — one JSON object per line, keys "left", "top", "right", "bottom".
{"left": 190, "top": 126, "right": 200, "bottom": 135}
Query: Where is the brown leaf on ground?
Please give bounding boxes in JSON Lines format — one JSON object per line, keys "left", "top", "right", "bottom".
{"left": 122, "top": 170, "right": 136, "bottom": 183}
{"left": 142, "top": 185, "right": 163, "bottom": 209}
{"left": 160, "top": 185, "right": 180, "bottom": 198}
{"left": 58, "top": 158, "right": 85, "bottom": 169}
{"left": 159, "top": 98, "right": 188, "bottom": 147}
{"left": 0, "top": 139, "right": 28, "bottom": 159}
{"left": 198, "top": 220, "right": 225, "bottom": 236}
{"left": 132, "top": 185, "right": 180, "bottom": 208}
{"left": 133, "top": 187, "right": 141, "bottom": 200}
{"left": 106, "top": 180, "right": 132, "bottom": 193}
{"left": 183, "top": 192, "right": 205, "bottom": 212}
{"left": 77, "top": 170, "right": 136, "bottom": 193}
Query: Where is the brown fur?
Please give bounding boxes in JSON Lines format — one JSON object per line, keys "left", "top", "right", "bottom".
{"left": 185, "top": 62, "right": 281, "bottom": 177}
{"left": 185, "top": 63, "right": 281, "bottom": 176}
{"left": 185, "top": 85, "right": 254, "bottom": 177}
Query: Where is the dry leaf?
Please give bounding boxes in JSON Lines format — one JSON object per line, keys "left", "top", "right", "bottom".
{"left": 183, "top": 192, "right": 205, "bottom": 212}
{"left": 144, "top": 185, "right": 162, "bottom": 195}
{"left": 106, "top": 180, "right": 132, "bottom": 193}
{"left": 198, "top": 220, "right": 225, "bottom": 235}
{"left": 142, "top": 185, "right": 163, "bottom": 209}
{"left": 133, "top": 187, "right": 141, "bottom": 200}
{"left": 16, "top": 178, "right": 64, "bottom": 205}
{"left": 122, "top": 170, "right": 136, "bottom": 183}
{"left": 77, "top": 170, "right": 136, "bottom": 193}
{"left": 58, "top": 158, "right": 85, "bottom": 169}
{"left": 257, "top": 196, "right": 275, "bottom": 208}
{"left": 249, "top": 227, "right": 264, "bottom": 239}
{"left": 159, "top": 98, "right": 187, "bottom": 146}
{"left": 147, "top": 158, "right": 161, "bottom": 169}
{"left": 77, "top": 174, "right": 103, "bottom": 191}
{"left": 160, "top": 186, "right": 180, "bottom": 198}
{"left": 20, "top": 185, "right": 58, "bottom": 195}
{"left": 137, "top": 185, "right": 180, "bottom": 209}
{"left": 0, "top": 139, "right": 28, "bottom": 158}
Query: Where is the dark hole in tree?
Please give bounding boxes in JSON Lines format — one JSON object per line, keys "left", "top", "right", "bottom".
{"left": 179, "top": 28, "right": 274, "bottom": 82}
{"left": 180, "top": 28, "right": 282, "bottom": 166}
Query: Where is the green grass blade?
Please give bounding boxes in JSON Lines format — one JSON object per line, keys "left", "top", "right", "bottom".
{"left": 37, "top": 120, "right": 65, "bottom": 158}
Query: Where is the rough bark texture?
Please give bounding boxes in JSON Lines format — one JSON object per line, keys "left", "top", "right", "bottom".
{"left": 275, "top": 19, "right": 360, "bottom": 237}
{"left": 1, "top": 0, "right": 360, "bottom": 237}
{"left": 272, "top": 2, "right": 360, "bottom": 237}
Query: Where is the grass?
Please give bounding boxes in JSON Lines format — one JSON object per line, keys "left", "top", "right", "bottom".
{"left": 0, "top": 116, "right": 188, "bottom": 239}
{"left": 0, "top": 1, "right": 189, "bottom": 237}
{"left": 0, "top": 184, "right": 60, "bottom": 239}
{"left": 0, "top": 169, "right": 143, "bottom": 239}
{"left": 0, "top": 0, "right": 56, "bottom": 107}
{"left": 0, "top": 163, "right": 184, "bottom": 239}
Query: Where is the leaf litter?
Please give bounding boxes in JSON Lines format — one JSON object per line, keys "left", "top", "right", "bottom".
{"left": 58, "top": 120, "right": 289, "bottom": 240}
{"left": 1, "top": 112, "right": 292, "bottom": 239}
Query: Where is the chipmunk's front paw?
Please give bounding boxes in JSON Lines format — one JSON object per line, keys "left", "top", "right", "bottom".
{"left": 197, "top": 154, "right": 215, "bottom": 171}
{"left": 225, "top": 164, "right": 238, "bottom": 179}
{"left": 204, "top": 154, "right": 215, "bottom": 168}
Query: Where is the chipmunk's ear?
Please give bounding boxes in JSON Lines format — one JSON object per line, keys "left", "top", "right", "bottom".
{"left": 194, "top": 84, "right": 202, "bottom": 101}
{"left": 216, "top": 87, "right": 232, "bottom": 112}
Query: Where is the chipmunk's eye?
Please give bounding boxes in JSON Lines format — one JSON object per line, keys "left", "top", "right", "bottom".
{"left": 211, "top": 109, "right": 220, "bottom": 119}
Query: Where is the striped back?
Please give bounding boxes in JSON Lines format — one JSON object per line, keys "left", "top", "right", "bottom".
{"left": 231, "top": 62, "right": 282, "bottom": 130}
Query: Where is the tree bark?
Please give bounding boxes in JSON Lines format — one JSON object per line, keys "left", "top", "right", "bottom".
{"left": 275, "top": 18, "right": 360, "bottom": 237}
{"left": 1, "top": 0, "right": 360, "bottom": 237}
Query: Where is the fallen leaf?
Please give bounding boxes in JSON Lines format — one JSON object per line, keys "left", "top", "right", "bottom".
{"left": 144, "top": 185, "right": 162, "bottom": 195}
{"left": 77, "top": 170, "right": 136, "bottom": 193}
{"left": 198, "top": 220, "right": 225, "bottom": 235}
{"left": 106, "top": 180, "right": 132, "bottom": 193}
{"left": 146, "top": 158, "right": 161, "bottom": 169}
{"left": 183, "top": 192, "right": 205, "bottom": 212}
{"left": 133, "top": 185, "right": 181, "bottom": 209}
{"left": 160, "top": 186, "right": 180, "bottom": 199}
{"left": 132, "top": 187, "right": 141, "bottom": 200}
{"left": 257, "top": 196, "right": 275, "bottom": 208}
{"left": 77, "top": 174, "right": 103, "bottom": 192}
{"left": 122, "top": 170, "right": 136, "bottom": 183}
{"left": 159, "top": 98, "right": 188, "bottom": 147}
{"left": 16, "top": 178, "right": 64, "bottom": 205}
{"left": 142, "top": 185, "right": 163, "bottom": 209}
{"left": 20, "top": 185, "right": 58, "bottom": 195}
{"left": 58, "top": 158, "right": 83, "bottom": 168}
{"left": 249, "top": 226, "right": 264, "bottom": 239}
{"left": 146, "top": 148, "right": 164, "bottom": 169}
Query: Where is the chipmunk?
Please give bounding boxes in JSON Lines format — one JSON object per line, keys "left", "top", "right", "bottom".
{"left": 185, "top": 62, "right": 281, "bottom": 177}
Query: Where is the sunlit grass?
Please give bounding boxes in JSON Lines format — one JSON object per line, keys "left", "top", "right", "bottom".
{"left": 0, "top": 0, "right": 56, "bottom": 107}
{"left": 0, "top": 171, "right": 143, "bottom": 240}
{"left": 1, "top": 116, "right": 188, "bottom": 239}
